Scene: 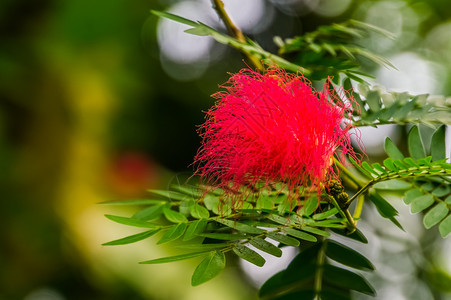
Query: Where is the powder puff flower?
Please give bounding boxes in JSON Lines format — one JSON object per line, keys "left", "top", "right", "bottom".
{"left": 194, "top": 67, "right": 360, "bottom": 205}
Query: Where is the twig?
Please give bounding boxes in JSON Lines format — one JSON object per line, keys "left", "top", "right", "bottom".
{"left": 211, "top": 0, "right": 264, "bottom": 70}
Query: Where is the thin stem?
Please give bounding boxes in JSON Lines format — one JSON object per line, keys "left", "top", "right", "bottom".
{"left": 346, "top": 181, "right": 371, "bottom": 205}
{"left": 353, "top": 194, "right": 365, "bottom": 222}
{"left": 211, "top": 0, "right": 264, "bottom": 70}
{"left": 328, "top": 195, "right": 356, "bottom": 233}
{"left": 334, "top": 158, "right": 364, "bottom": 188}
{"left": 314, "top": 239, "right": 327, "bottom": 299}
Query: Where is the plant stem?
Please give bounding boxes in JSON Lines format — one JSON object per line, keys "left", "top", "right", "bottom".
{"left": 211, "top": 0, "right": 264, "bottom": 70}
{"left": 334, "top": 157, "right": 364, "bottom": 187}
{"left": 314, "top": 239, "right": 327, "bottom": 299}
{"left": 353, "top": 195, "right": 365, "bottom": 222}
{"left": 328, "top": 195, "right": 356, "bottom": 233}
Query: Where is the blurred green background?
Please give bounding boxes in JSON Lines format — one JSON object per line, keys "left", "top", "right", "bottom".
{"left": 1, "top": 0, "right": 451, "bottom": 299}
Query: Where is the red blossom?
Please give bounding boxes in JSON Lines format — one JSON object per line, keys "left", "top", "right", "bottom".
{"left": 194, "top": 67, "right": 361, "bottom": 204}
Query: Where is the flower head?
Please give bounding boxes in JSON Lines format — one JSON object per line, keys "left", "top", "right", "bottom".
{"left": 194, "top": 67, "right": 360, "bottom": 204}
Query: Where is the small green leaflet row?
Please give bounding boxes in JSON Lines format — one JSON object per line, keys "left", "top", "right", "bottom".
{"left": 101, "top": 185, "right": 354, "bottom": 286}
{"left": 349, "top": 125, "right": 451, "bottom": 237}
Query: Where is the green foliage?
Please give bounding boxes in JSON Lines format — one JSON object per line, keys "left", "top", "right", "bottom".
{"left": 276, "top": 20, "right": 395, "bottom": 82}
{"left": 101, "top": 9, "right": 451, "bottom": 300}
{"left": 103, "top": 184, "right": 355, "bottom": 286}
{"left": 349, "top": 126, "right": 451, "bottom": 236}
{"left": 150, "top": 10, "right": 307, "bottom": 74}
{"left": 259, "top": 240, "right": 375, "bottom": 299}
{"left": 345, "top": 86, "right": 451, "bottom": 127}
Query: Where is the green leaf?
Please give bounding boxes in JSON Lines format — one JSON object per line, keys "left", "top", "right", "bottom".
{"left": 323, "top": 264, "right": 376, "bottom": 296}
{"left": 408, "top": 126, "right": 426, "bottom": 159}
{"left": 372, "top": 163, "right": 388, "bottom": 174}
{"left": 104, "top": 214, "right": 159, "bottom": 228}
{"left": 191, "top": 251, "right": 226, "bottom": 286}
{"left": 300, "top": 197, "right": 319, "bottom": 216}
{"left": 283, "top": 228, "right": 317, "bottom": 242}
{"left": 349, "top": 156, "right": 372, "bottom": 178}
{"left": 368, "top": 192, "right": 403, "bottom": 230}
{"left": 383, "top": 158, "right": 397, "bottom": 171}
{"left": 373, "top": 179, "right": 411, "bottom": 190}
{"left": 365, "top": 90, "right": 381, "bottom": 112}
{"left": 184, "top": 27, "right": 210, "bottom": 36}
{"left": 99, "top": 199, "right": 166, "bottom": 206}
{"left": 233, "top": 244, "right": 266, "bottom": 267}
{"left": 384, "top": 137, "right": 404, "bottom": 159}
{"left": 431, "top": 125, "right": 446, "bottom": 161}
{"left": 330, "top": 228, "right": 368, "bottom": 244}
{"left": 176, "top": 243, "right": 230, "bottom": 250}
{"left": 103, "top": 229, "right": 160, "bottom": 246}
{"left": 300, "top": 226, "right": 331, "bottom": 237}
{"left": 215, "top": 218, "right": 264, "bottom": 234}
{"left": 200, "top": 233, "right": 247, "bottom": 240}
{"left": 423, "top": 202, "right": 449, "bottom": 229}
{"left": 267, "top": 231, "right": 300, "bottom": 247}
{"left": 149, "top": 189, "right": 193, "bottom": 201}
{"left": 439, "top": 215, "right": 451, "bottom": 238}
{"left": 140, "top": 251, "right": 208, "bottom": 264}
{"left": 133, "top": 204, "right": 164, "bottom": 220}
{"left": 404, "top": 189, "right": 423, "bottom": 205}
{"left": 163, "top": 207, "right": 188, "bottom": 223}
{"left": 432, "top": 185, "right": 450, "bottom": 197}
{"left": 249, "top": 237, "right": 283, "bottom": 257}
{"left": 183, "top": 219, "right": 208, "bottom": 241}
{"left": 267, "top": 214, "right": 291, "bottom": 225}
{"left": 151, "top": 10, "right": 198, "bottom": 27}
{"left": 190, "top": 203, "right": 210, "bottom": 219}
{"left": 325, "top": 240, "right": 374, "bottom": 271}
{"left": 362, "top": 161, "right": 378, "bottom": 176}
{"left": 313, "top": 208, "right": 339, "bottom": 220}
{"left": 411, "top": 194, "right": 435, "bottom": 213}
{"left": 157, "top": 223, "right": 187, "bottom": 244}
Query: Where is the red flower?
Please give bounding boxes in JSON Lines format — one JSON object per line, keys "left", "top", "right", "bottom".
{"left": 194, "top": 68, "right": 359, "bottom": 204}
